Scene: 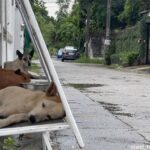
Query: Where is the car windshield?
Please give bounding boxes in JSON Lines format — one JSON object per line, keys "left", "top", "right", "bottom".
{"left": 64, "top": 46, "right": 77, "bottom": 51}
{"left": 58, "top": 51, "right": 62, "bottom": 55}
{"left": 58, "top": 49, "right": 64, "bottom": 54}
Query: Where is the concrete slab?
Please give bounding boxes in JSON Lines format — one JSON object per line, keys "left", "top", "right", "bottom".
{"left": 52, "top": 86, "right": 149, "bottom": 150}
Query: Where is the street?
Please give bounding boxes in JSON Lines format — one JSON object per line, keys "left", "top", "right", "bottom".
{"left": 50, "top": 58, "right": 150, "bottom": 150}
{"left": 1, "top": 0, "right": 150, "bottom": 150}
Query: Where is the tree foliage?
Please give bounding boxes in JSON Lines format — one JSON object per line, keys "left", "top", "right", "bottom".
{"left": 53, "top": 0, "right": 80, "bottom": 48}
{"left": 29, "top": 0, "right": 150, "bottom": 55}
{"left": 30, "top": 0, "right": 55, "bottom": 49}
{"left": 118, "top": 0, "right": 140, "bottom": 26}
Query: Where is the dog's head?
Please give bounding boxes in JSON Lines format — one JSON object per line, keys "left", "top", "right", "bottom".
{"left": 14, "top": 69, "right": 31, "bottom": 82}
{"left": 28, "top": 82, "right": 65, "bottom": 123}
{"left": 16, "top": 50, "right": 34, "bottom": 67}
{"left": 28, "top": 99, "right": 65, "bottom": 123}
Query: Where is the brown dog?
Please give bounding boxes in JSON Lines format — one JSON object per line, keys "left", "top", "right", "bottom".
{"left": 0, "top": 82, "right": 65, "bottom": 128}
{"left": 0, "top": 69, "right": 30, "bottom": 89}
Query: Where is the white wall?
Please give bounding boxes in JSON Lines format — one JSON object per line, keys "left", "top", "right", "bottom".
{"left": 6, "top": 0, "right": 15, "bottom": 61}
{"left": 14, "top": 6, "right": 24, "bottom": 57}
{"left": 0, "top": 0, "right": 3, "bottom": 66}
{"left": 0, "top": 0, "right": 24, "bottom": 67}
{"left": 0, "top": 0, "right": 6, "bottom": 66}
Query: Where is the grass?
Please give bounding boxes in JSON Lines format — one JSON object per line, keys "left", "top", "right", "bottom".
{"left": 108, "top": 64, "right": 123, "bottom": 70}
{"left": 75, "top": 55, "right": 104, "bottom": 64}
{"left": 29, "top": 63, "right": 40, "bottom": 74}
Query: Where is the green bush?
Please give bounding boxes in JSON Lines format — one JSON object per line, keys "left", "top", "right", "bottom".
{"left": 110, "top": 51, "right": 139, "bottom": 66}
{"left": 3, "top": 137, "right": 16, "bottom": 150}
{"left": 127, "top": 51, "right": 139, "bottom": 66}
{"left": 110, "top": 53, "right": 122, "bottom": 65}
{"left": 106, "top": 21, "right": 147, "bottom": 66}
{"left": 75, "top": 55, "right": 104, "bottom": 64}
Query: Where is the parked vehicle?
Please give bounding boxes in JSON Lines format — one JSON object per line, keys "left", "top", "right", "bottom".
{"left": 61, "top": 46, "right": 80, "bottom": 62}
{"left": 57, "top": 48, "right": 64, "bottom": 58}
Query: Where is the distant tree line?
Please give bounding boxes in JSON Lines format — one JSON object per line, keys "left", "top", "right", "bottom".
{"left": 29, "top": 0, "right": 150, "bottom": 57}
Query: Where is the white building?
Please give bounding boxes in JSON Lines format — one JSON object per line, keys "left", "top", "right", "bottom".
{"left": 0, "top": 0, "right": 24, "bottom": 67}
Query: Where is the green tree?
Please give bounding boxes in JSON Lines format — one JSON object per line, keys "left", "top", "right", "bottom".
{"left": 30, "top": 0, "right": 55, "bottom": 49}
{"left": 54, "top": 0, "right": 80, "bottom": 48}
{"left": 56, "top": 0, "right": 70, "bottom": 19}
{"left": 118, "top": 0, "right": 141, "bottom": 26}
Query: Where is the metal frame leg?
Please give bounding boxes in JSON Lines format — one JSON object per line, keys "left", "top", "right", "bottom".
{"left": 42, "top": 132, "right": 52, "bottom": 150}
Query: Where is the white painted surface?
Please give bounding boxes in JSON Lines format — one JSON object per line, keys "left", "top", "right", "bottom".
{"left": 1, "top": 0, "right": 6, "bottom": 66}
{"left": 42, "top": 132, "right": 53, "bottom": 150}
{"left": 14, "top": 7, "right": 24, "bottom": 56}
{"left": 6, "top": 0, "right": 15, "bottom": 61}
{"left": 0, "top": 122, "right": 69, "bottom": 136}
{"left": 0, "top": 0, "right": 24, "bottom": 66}
{"left": 0, "top": 0, "right": 3, "bottom": 66}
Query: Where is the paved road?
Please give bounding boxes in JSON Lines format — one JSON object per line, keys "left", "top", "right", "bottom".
{"left": 49, "top": 59, "right": 150, "bottom": 150}
{"left": 15, "top": 59, "right": 150, "bottom": 150}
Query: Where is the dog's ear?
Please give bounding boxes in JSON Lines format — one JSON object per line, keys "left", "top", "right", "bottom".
{"left": 16, "top": 50, "right": 23, "bottom": 60}
{"left": 14, "top": 69, "right": 21, "bottom": 75}
{"left": 46, "top": 82, "right": 57, "bottom": 96}
{"left": 29, "top": 50, "right": 34, "bottom": 59}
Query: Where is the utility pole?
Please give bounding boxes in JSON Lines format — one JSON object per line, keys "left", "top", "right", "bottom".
{"left": 104, "top": 0, "right": 112, "bottom": 54}
{"left": 85, "top": 7, "right": 91, "bottom": 58}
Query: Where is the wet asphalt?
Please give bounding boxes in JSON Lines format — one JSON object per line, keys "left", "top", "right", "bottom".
{"left": 2, "top": 58, "right": 150, "bottom": 150}
{"left": 48, "top": 59, "right": 150, "bottom": 150}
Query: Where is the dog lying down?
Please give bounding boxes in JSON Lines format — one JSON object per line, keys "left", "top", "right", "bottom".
{"left": 0, "top": 69, "right": 30, "bottom": 90}
{"left": 0, "top": 82, "right": 65, "bottom": 128}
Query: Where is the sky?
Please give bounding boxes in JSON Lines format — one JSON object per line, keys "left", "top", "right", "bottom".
{"left": 43, "top": 0, "right": 75, "bottom": 18}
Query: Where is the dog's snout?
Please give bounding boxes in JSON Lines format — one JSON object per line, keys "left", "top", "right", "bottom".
{"left": 29, "top": 115, "right": 36, "bottom": 123}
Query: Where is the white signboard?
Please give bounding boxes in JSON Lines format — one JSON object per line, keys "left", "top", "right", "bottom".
{"left": 104, "top": 39, "right": 111, "bottom": 46}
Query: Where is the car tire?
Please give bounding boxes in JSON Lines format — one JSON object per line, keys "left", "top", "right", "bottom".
{"left": 61, "top": 59, "right": 64, "bottom": 62}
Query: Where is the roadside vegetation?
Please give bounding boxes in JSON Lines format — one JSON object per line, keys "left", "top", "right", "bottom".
{"left": 75, "top": 55, "right": 104, "bottom": 64}
{"left": 2, "top": 137, "right": 17, "bottom": 150}
{"left": 28, "top": 0, "right": 150, "bottom": 66}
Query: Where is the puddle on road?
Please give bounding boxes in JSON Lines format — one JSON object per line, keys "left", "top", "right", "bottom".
{"left": 98, "top": 101, "right": 133, "bottom": 117}
{"left": 66, "top": 83, "right": 104, "bottom": 90}
{"left": 65, "top": 83, "right": 133, "bottom": 117}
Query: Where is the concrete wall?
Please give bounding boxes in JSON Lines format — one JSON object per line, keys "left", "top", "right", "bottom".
{"left": 0, "top": 0, "right": 24, "bottom": 67}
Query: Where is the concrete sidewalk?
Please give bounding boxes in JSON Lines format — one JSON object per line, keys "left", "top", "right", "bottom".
{"left": 51, "top": 86, "right": 149, "bottom": 150}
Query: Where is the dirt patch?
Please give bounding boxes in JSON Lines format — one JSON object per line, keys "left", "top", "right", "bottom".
{"left": 98, "top": 102, "right": 133, "bottom": 117}
{"left": 138, "top": 69, "right": 150, "bottom": 74}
